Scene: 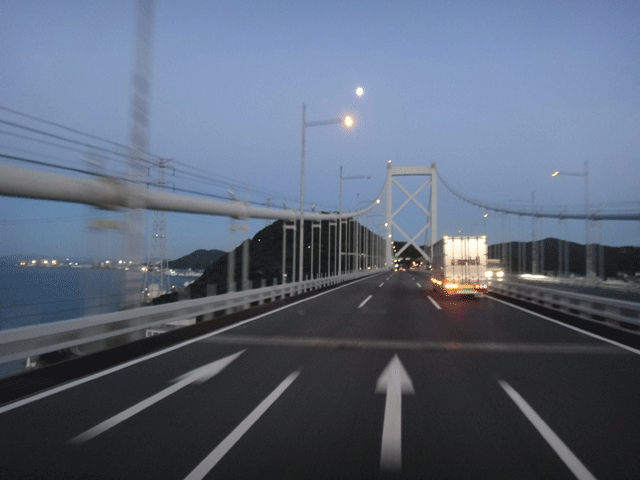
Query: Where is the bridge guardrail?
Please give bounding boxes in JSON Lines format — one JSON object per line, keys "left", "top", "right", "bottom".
{"left": 489, "top": 280, "right": 640, "bottom": 334}
{"left": 0, "top": 270, "right": 382, "bottom": 366}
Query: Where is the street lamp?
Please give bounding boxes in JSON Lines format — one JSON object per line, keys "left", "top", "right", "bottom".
{"left": 358, "top": 198, "right": 380, "bottom": 271}
{"left": 300, "top": 104, "right": 354, "bottom": 283}
{"left": 509, "top": 193, "right": 538, "bottom": 275}
{"left": 338, "top": 167, "right": 370, "bottom": 274}
{"left": 551, "top": 161, "right": 592, "bottom": 281}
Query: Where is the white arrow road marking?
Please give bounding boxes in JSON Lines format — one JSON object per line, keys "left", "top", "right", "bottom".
{"left": 498, "top": 380, "right": 597, "bottom": 480}
{"left": 69, "top": 350, "right": 244, "bottom": 444}
{"left": 428, "top": 296, "right": 442, "bottom": 310}
{"left": 184, "top": 371, "right": 300, "bottom": 480}
{"left": 376, "top": 354, "right": 415, "bottom": 472}
{"left": 358, "top": 295, "right": 373, "bottom": 308}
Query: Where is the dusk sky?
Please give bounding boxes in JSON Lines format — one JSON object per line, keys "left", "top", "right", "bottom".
{"left": 1, "top": 0, "right": 639, "bottom": 260}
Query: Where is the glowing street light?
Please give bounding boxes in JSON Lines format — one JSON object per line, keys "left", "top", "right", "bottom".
{"left": 300, "top": 104, "right": 355, "bottom": 283}
{"left": 551, "top": 161, "right": 592, "bottom": 281}
{"left": 356, "top": 86, "right": 364, "bottom": 97}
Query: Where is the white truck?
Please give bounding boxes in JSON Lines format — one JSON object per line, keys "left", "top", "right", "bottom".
{"left": 431, "top": 235, "right": 488, "bottom": 296}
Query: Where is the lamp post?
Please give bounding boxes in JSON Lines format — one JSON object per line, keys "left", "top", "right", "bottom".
{"left": 552, "top": 161, "right": 592, "bottom": 282}
{"left": 338, "top": 167, "right": 370, "bottom": 275}
{"left": 509, "top": 193, "right": 536, "bottom": 274}
{"left": 300, "top": 105, "right": 354, "bottom": 284}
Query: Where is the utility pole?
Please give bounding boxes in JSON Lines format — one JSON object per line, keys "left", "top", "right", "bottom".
{"left": 531, "top": 191, "right": 538, "bottom": 275}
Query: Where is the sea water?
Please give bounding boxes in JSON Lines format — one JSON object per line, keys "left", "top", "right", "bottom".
{"left": 0, "top": 262, "right": 126, "bottom": 331}
{"left": 0, "top": 261, "right": 198, "bottom": 377}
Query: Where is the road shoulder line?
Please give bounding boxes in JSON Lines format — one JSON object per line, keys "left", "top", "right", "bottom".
{"left": 487, "top": 295, "right": 640, "bottom": 356}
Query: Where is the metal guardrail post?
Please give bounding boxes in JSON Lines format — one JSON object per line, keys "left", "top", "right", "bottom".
{"left": 0, "top": 268, "right": 382, "bottom": 368}
{"left": 489, "top": 280, "right": 640, "bottom": 334}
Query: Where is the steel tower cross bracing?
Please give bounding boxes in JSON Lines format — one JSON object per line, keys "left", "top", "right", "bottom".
{"left": 385, "top": 162, "right": 438, "bottom": 268}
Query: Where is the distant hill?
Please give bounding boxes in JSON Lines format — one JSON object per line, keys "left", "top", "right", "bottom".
{"left": 488, "top": 238, "right": 640, "bottom": 277}
{"left": 188, "top": 221, "right": 290, "bottom": 298}
{"left": 168, "top": 249, "right": 225, "bottom": 270}
{"left": 187, "top": 218, "right": 383, "bottom": 299}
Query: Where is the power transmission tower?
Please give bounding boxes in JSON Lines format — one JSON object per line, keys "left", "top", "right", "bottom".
{"left": 144, "top": 157, "right": 172, "bottom": 300}
{"left": 124, "top": 0, "right": 155, "bottom": 309}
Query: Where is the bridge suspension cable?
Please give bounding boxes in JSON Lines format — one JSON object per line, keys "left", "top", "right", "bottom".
{"left": 437, "top": 170, "right": 640, "bottom": 221}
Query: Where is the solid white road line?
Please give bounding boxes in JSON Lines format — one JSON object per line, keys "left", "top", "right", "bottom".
{"left": 358, "top": 295, "right": 373, "bottom": 309}
{"left": 184, "top": 371, "right": 300, "bottom": 480}
{"left": 487, "top": 296, "right": 640, "bottom": 356}
{"left": 379, "top": 282, "right": 384, "bottom": 287}
{"left": 498, "top": 380, "right": 597, "bottom": 480}
{"left": 416, "top": 282, "right": 421, "bottom": 288}
{"left": 0, "top": 273, "right": 380, "bottom": 415}
{"left": 427, "top": 296, "right": 442, "bottom": 310}
{"left": 69, "top": 351, "right": 244, "bottom": 444}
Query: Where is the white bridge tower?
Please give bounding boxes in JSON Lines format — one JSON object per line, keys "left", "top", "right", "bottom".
{"left": 385, "top": 162, "right": 438, "bottom": 268}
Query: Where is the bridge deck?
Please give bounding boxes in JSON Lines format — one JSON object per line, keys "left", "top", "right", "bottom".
{"left": 1, "top": 271, "right": 639, "bottom": 479}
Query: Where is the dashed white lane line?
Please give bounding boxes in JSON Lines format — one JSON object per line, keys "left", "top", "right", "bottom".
{"left": 0, "top": 274, "right": 379, "bottom": 416}
{"left": 427, "top": 296, "right": 442, "bottom": 310}
{"left": 416, "top": 282, "right": 421, "bottom": 288}
{"left": 379, "top": 282, "right": 384, "bottom": 287}
{"left": 358, "top": 295, "right": 373, "bottom": 309}
{"left": 498, "top": 379, "right": 597, "bottom": 480}
{"left": 184, "top": 371, "right": 300, "bottom": 480}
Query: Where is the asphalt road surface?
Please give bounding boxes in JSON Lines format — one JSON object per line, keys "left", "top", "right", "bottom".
{"left": 2, "top": 271, "right": 640, "bottom": 479}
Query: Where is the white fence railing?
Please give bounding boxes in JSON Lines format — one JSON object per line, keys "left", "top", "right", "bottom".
{"left": 489, "top": 280, "right": 640, "bottom": 334}
{"left": 0, "top": 270, "right": 382, "bottom": 366}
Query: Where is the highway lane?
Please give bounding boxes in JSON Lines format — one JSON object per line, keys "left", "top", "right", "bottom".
{"left": 1, "top": 271, "right": 640, "bottom": 479}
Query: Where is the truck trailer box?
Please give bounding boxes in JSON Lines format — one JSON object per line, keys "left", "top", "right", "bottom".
{"left": 431, "top": 236, "right": 488, "bottom": 296}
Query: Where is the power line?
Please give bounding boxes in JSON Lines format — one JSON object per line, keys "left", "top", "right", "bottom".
{"left": 0, "top": 119, "right": 155, "bottom": 167}
{"left": 0, "top": 105, "right": 344, "bottom": 209}
{"left": 0, "top": 106, "right": 308, "bottom": 203}
{"left": 0, "top": 129, "right": 134, "bottom": 171}
{"left": 0, "top": 104, "right": 162, "bottom": 162}
{"left": 0, "top": 153, "right": 106, "bottom": 178}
